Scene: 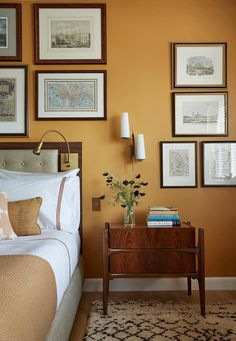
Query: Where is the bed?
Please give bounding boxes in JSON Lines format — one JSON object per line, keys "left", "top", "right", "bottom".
{"left": 0, "top": 142, "right": 83, "bottom": 341}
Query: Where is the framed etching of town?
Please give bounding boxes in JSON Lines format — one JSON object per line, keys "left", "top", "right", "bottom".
{"left": 35, "top": 70, "right": 107, "bottom": 120}
{"left": 0, "top": 4, "right": 22, "bottom": 61}
{"left": 0, "top": 65, "right": 28, "bottom": 136}
{"left": 160, "top": 141, "right": 197, "bottom": 188}
{"left": 34, "top": 4, "right": 106, "bottom": 64}
{"left": 172, "top": 92, "right": 228, "bottom": 137}
{"left": 173, "top": 43, "right": 227, "bottom": 88}
{"left": 202, "top": 141, "right": 236, "bottom": 187}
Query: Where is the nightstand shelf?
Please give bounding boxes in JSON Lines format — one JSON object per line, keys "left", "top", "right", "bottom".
{"left": 102, "top": 222, "right": 205, "bottom": 316}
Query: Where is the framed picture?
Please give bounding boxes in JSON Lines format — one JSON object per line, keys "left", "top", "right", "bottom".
{"left": 36, "top": 70, "right": 107, "bottom": 120}
{"left": 34, "top": 4, "right": 106, "bottom": 64}
{"left": 0, "top": 65, "right": 28, "bottom": 136}
{"left": 160, "top": 141, "right": 197, "bottom": 188}
{"left": 173, "top": 43, "right": 227, "bottom": 88}
{"left": 0, "top": 4, "right": 21, "bottom": 61}
{"left": 173, "top": 92, "right": 228, "bottom": 137}
{"left": 202, "top": 141, "right": 236, "bottom": 187}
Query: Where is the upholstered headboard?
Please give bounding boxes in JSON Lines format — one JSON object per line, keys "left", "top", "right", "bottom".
{"left": 0, "top": 142, "right": 83, "bottom": 249}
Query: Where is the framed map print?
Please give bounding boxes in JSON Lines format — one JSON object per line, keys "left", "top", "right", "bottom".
{"left": 34, "top": 4, "right": 106, "bottom": 64}
{"left": 173, "top": 43, "right": 227, "bottom": 88}
{"left": 0, "top": 65, "right": 28, "bottom": 136}
{"left": 160, "top": 141, "right": 197, "bottom": 188}
{"left": 36, "top": 70, "right": 107, "bottom": 120}
{"left": 0, "top": 4, "right": 21, "bottom": 61}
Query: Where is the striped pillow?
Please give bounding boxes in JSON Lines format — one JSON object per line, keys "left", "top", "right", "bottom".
{"left": 0, "top": 192, "right": 17, "bottom": 240}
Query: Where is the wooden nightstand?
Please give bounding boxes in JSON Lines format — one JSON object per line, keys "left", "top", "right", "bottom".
{"left": 102, "top": 222, "right": 205, "bottom": 315}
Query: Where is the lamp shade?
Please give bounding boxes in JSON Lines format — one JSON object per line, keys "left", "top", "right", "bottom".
{"left": 135, "top": 134, "right": 146, "bottom": 160}
{"left": 120, "top": 112, "right": 130, "bottom": 138}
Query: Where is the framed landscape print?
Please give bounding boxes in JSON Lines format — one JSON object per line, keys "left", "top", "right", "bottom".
{"left": 0, "top": 65, "right": 28, "bottom": 136}
{"left": 202, "top": 141, "right": 236, "bottom": 187}
{"left": 34, "top": 4, "right": 106, "bottom": 64}
{"left": 173, "top": 92, "right": 228, "bottom": 137}
{"left": 0, "top": 4, "right": 21, "bottom": 61}
{"left": 160, "top": 141, "right": 197, "bottom": 188}
{"left": 36, "top": 70, "right": 107, "bottom": 120}
{"left": 173, "top": 43, "right": 227, "bottom": 88}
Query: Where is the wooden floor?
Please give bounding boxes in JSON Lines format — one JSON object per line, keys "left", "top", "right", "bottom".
{"left": 69, "top": 290, "right": 236, "bottom": 341}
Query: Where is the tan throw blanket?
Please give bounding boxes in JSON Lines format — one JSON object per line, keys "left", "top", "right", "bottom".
{"left": 0, "top": 254, "right": 57, "bottom": 341}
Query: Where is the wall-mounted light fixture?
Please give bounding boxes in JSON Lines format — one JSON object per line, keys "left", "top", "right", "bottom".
{"left": 120, "top": 112, "right": 146, "bottom": 163}
{"left": 33, "top": 129, "right": 78, "bottom": 171}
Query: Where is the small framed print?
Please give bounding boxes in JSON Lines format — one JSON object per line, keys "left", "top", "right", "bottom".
{"left": 34, "top": 3, "right": 106, "bottom": 64}
{"left": 36, "top": 70, "right": 107, "bottom": 120}
{"left": 173, "top": 92, "right": 228, "bottom": 137}
{"left": 202, "top": 141, "right": 236, "bottom": 187}
{"left": 160, "top": 141, "right": 197, "bottom": 188}
{"left": 0, "top": 65, "right": 28, "bottom": 136}
{"left": 0, "top": 4, "right": 21, "bottom": 61}
{"left": 173, "top": 43, "right": 227, "bottom": 88}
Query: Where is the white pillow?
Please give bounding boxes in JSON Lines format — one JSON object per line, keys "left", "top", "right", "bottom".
{"left": 0, "top": 192, "right": 17, "bottom": 240}
{"left": 0, "top": 176, "right": 80, "bottom": 233}
{"left": 0, "top": 168, "right": 79, "bottom": 179}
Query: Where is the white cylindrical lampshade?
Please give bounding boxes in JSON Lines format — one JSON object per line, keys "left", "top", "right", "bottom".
{"left": 135, "top": 134, "right": 146, "bottom": 160}
{"left": 120, "top": 112, "right": 130, "bottom": 138}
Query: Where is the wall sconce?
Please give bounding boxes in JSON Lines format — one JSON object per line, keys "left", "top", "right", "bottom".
{"left": 33, "top": 129, "right": 78, "bottom": 171}
{"left": 120, "top": 112, "right": 146, "bottom": 162}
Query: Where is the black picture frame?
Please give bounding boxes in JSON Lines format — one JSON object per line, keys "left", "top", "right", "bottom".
{"left": 202, "top": 141, "right": 236, "bottom": 187}
{"left": 160, "top": 141, "right": 198, "bottom": 188}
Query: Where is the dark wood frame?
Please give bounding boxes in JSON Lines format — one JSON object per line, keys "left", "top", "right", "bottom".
{"left": 0, "top": 3, "right": 22, "bottom": 61}
{"left": 0, "top": 142, "right": 83, "bottom": 251}
{"left": 160, "top": 141, "right": 198, "bottom": 188}
{"left": 172, "top": 92, "right": 228, "bottom": 137}
{"left": 202, "top": 141, "right": 236, "bottom": 187}
{"left": 34, "top": 3, "right": 106, "bottom": 64}
{"left": 172, "top": 42, "right": 227, "bottom": 88}
{"left": 103, "top": 222, "right": 205, "bottom": 316}
{"left": 0, "top": 65, "right": 28, "bottom": 136}
{"left": 35, "top": 70, "right": 107, "bottom": 120}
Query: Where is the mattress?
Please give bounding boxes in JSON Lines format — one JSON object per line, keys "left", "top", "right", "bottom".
{"left": 0, "top": 230, "right": 80, "bottom": 307}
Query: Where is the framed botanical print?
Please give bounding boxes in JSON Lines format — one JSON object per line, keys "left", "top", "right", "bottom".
{"left": 34, "top": 4, "right": 106, "bottom": 64}
{"left": 202, "top": 141, "right": 236, "bottom": 187}
{"left": 173, "top": 92, "right": 228, "bottom": 136}
{"left": 36, "top": 70, "right": 107, "bottom": 120}
{"left": 0, "top": 65, "right": 28, "bottom": 136}
{"left": 0, "top": 4, "right": 21, "bottom": 61}
{"left": 173, "top": 43, "right": 227, "bottom": 88}
{"left": 160, "top": 141, "right": 197, "bottom": 188}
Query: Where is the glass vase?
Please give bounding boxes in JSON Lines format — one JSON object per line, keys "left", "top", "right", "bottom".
{"left": 124, "top": 207, "right": 135, "bottom": 228}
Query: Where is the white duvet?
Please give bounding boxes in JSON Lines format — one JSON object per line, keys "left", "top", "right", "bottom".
{"left": 0, "top": 230, "right": 80, "bottom": 307}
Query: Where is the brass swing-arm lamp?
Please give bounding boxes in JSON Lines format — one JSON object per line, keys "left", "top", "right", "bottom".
{"left": 33, "top": 129, "right": 78, "bottom": 170}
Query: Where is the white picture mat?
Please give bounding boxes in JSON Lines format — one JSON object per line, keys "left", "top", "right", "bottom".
{"left": 37, "top": 72, "right": 105, "bottom": 118}
{"left": 39, "top": 8, "right": 102, "bottom": 60}
{"left": 176, "top": 46, "right": 224, "bottom": 86}
{"left": 0, "top": 68, "right": 25, "bottom": 134}
{"left": 175, "top": 93, "right": 226, "bottom": 135}
{"left": 162, "top": 143, "right": 196, "bottom": 187}
{"left": 203, "top": 143, "right": 236, "bottom": 186}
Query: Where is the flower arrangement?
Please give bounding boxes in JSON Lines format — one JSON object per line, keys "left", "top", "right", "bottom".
{"left": 100, "top": 172, "right": 148, "bottom": 227}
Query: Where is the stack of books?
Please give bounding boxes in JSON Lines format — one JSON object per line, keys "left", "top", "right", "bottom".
{"left": 147, "top": 206, "right": 180, "bottom": 227}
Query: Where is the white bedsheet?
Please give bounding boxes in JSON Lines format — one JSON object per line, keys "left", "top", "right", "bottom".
{"left": 0, "top": 230, "right": 80, "bottom": 307}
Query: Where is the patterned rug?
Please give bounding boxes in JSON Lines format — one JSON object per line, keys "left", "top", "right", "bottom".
{"left": 84, "top": 300, "right": 236, "bottom": 340}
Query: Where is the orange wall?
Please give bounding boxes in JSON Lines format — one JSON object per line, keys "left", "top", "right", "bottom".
{"left": 3, "top": 0, "right": 236, "bottom": 277}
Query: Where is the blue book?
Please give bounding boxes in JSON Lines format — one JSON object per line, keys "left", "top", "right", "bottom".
{"left": 147, "top": 214, "right": 180, "bottom": 221}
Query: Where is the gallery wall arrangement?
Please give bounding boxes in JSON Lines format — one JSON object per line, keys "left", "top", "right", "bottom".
{"left": 160, "top": 41, "right": 235, "bottom": 188}
{"left": 0, "top": 2, "right": 107, "bottom": 135}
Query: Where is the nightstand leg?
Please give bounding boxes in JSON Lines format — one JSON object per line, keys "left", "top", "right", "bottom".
{"left": 197, "top": 228, "right": 205, "bottom": 316}
{"left": 103, "top": 226, "right": 110, "bottom": 315}
{"left": 187, "top": 277, "right": 192, "bottom": 295}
